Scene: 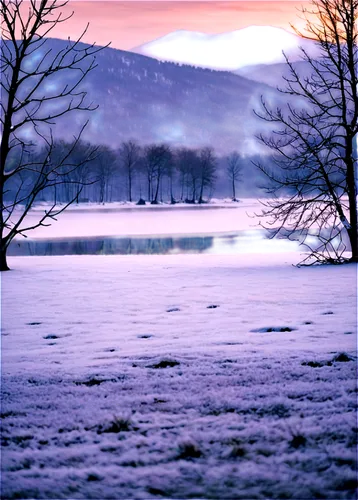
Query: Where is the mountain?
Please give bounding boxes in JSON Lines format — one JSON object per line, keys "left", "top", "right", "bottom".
{"left": 9, "top": 38, "right": 289, "bottom": 155}
{"left": 133, "top": 26, "right": 320, "bottom": 71}
{"left": 235, "top": 60, "right": 312, "bottom": 87}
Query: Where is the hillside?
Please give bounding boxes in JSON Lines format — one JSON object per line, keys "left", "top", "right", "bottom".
{"left": 7, "top": 38, "right": 287, "bottom": 154}
{"left": 235, "top": 60, "right": 313, "bottom": 88}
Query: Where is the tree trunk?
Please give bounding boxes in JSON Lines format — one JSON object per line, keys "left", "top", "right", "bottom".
{"left": 347, "top": 197, "right": 358, "bottom": 262}
{"left": 198, "top": 179, "right": 204, "bottom": 204}
{"left": 128, "top": 170, "right": 132, "bottom": 202}
{"left": 0, "top": 246, "right": 10, "bottom": 271}
{"left": 154, "top": 174, "right": 161, "bottom": 203}
{"left": 0, "top": 170, "right": 9, "bottom": 270}
{"left": 346, "top": 137, "right": 358, "bottom": 262}
{"left": 147, "top": 176, "right": 151, "bottom": 202}
{"left": 105, "top": 181, "right": 108, "bottom": 203}
{"left": 232, "top": 178, "right": 236, "bottom": 200}
{"left": 348, "top": 226, "right": 358, "bottom": 262}
{"left": 170, "top": 175, "right": 174, "bottom": 203}
{"left": 192, "top": 178, "right": 196, "bottom": 202}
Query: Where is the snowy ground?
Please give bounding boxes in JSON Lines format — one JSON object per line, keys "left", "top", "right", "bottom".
{"left": 1, "top": 204, "right": 357, "bottom": 499}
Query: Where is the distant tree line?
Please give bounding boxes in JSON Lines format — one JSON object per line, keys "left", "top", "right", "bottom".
{"left": 5, "top": 139, "right": 269, "bottom": 205}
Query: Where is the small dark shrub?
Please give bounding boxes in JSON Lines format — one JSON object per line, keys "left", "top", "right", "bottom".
{"left": 290, "top": 434, "right": 307, "bottom": 449}
{"left": 96, "top": 415, "right": 132, "bottom": 434}
{"left": 229, "top": 445, "right": 246, "bottom": 458}
{"left": 148, "top": 359, "right": 180, "bottom": 369}
{"left": 176, "top": 441, "right": 202, "bottom": 460}
{"left": 87, "top": 473, "right": 102, "bottom": 482}
{"left": 333, "top": 352, "right": 354, "bottom": 363}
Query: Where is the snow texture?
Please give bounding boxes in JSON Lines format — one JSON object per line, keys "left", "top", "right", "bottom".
{"left": 2, "top": 247, "right": 357, "bottom": 499}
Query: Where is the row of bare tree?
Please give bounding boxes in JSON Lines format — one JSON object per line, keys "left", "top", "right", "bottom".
{"left": 5, "top": 140, "right": 244, "bottom": 205}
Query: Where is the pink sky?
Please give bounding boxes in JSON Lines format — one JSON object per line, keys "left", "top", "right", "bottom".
{"left": 31, "top": 1, "right": 310, "bottom": 50}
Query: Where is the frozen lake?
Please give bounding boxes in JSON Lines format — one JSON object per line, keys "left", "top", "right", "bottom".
{"left": 10, "top": 201, "right": 309, "bottom": 256}
{"left": 13, "top": 201, "right": 262, "bottom": 239}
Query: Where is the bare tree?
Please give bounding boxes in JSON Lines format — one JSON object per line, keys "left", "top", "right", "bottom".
{"left": 175, "top": 148, "right": 188, "bottom": 201}
{"left": 198, "top": 147, "right": 217, "bottom": 204}
{"left": 226, "top": 151, "right": 242, "bottom": 201}
{"left": 0, "top": 0, "right": 107, "bottom": 271}
{"left": 165, "top": 154, "right": 176, "bottom": 204}
{"left": 144, "top": 145, "right": 156, "bottom": 202}
{"left": 175, "top": 147, "right": 200, "bottom": 203}
{"left": 255, "top": 0, "right": 357, "bottom": 264}
{"left": 94, "top": 145, "right": 117, "bottom": 203}
{"left": 144, "top": 144, "right": 172, "bottom": 204}
{"left": 119, "top": 140, "right": 141, "bottom": 202}
{"left": 67, "top": 140, "right": 96, "bottom": 203}
{"left": 41, "top": 139, "right": 95, "bottom": 203}
{"left": 152, "top": 145, "right": 172, "bottom": 204}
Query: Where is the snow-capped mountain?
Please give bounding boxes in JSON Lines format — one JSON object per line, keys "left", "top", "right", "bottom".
{"left": 133, "top": 26, "right": 320, "bottom": 71}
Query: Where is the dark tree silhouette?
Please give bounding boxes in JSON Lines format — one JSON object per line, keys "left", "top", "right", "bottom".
{"left": 175, "top": 148, "right": 190, "bottom": 201}
{"left": 0, "top": 0, "right": 107, "bottom": 270}
{"left": 175, "top": 147, "right": 200, "bottom": 203}
{"left": 144, "top": 144, "right": 172, "bottom": 204}
{"left": 119, "top": 140, "right": 141, "bottom": 202}
{"left": 198, "top": 147, "right": 217, "bottom": 204}
{"left": 255, "top": 0, "right": 357, "bottom": 264}
{"left": 226, "top": 151, "right": 242, "bottom": 201}
{"left": 186, "top": 151, "right": 200, "bottom": 203}
{"left": 95, "top": 145, "right": 117, "bottom": 203}
{"left": 35, "top": 139, "right": 96, "bottom": 204}
{"left": 164, "top": 153, "right": 177, "bottom": 204}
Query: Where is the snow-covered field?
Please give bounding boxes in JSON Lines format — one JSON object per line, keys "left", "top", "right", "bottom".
{"left": 1, "top": 204, "right": 357, "bottom": 499}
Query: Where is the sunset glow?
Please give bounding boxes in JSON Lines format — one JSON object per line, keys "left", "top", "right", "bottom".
{"left": 20, "top": 1, "right": 310, "bottom": 50}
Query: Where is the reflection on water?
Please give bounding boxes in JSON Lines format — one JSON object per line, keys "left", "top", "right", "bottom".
{"left": 9, "top": 230, "right": 304, "bottom": 257}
